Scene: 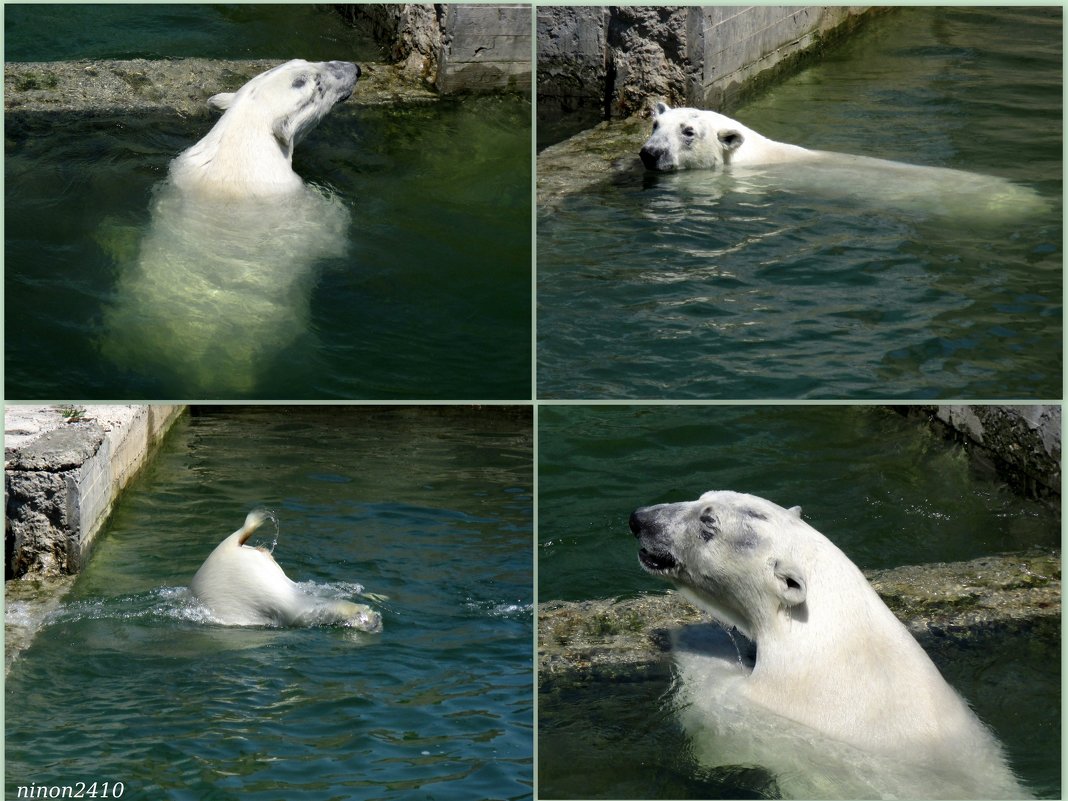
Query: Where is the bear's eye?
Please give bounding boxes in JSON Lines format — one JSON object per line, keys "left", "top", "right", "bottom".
{"left": 291, "top": 77, "right": 307, "bottom": 89}
{"left": 652, "top": 121, "right": 660, "bottom": 131}
{"left": 698, "top": 509, "right": 719, "bottom": 542}
{"left": 681, "top": 126, "right": 696, "bottom": 138}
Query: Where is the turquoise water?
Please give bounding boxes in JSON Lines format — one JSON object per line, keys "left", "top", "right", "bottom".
{"left": 6, "top": 406, "right": 533, "bottom": 800}
{"left": 537, "top": 405, "right": 1060, "bottom": 798}
{"left": 537, "top": 7, "right": 1062, "bottom": 399}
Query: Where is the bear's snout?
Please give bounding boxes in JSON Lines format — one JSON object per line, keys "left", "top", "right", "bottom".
{"left": 629, "top": 506, "right": 656, "bottom": 537}
{"left": 639, "top": 145, "right": 673, "bottom": 172}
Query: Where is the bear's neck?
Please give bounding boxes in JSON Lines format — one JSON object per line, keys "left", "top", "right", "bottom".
{"left": 743, "top": 569, "right": 977, "bottom": 753}
{"left": 172, "top": 114, "right": 305, "bottom": 199}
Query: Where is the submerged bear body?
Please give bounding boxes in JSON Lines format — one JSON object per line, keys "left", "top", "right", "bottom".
{"left": 101, "top": 59, "right": 359, "bottom": 394}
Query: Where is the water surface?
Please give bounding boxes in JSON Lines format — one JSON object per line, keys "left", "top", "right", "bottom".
{"left": 537, "top": 7, "right": 1062, "bottom": 399}
{"left": 6, "top": 406, "right": 534, "bottom": 801}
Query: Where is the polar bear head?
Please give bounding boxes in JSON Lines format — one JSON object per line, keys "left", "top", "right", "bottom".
{"left": 208, "top": 59, "right": 360, "bottom": 157}
{"left": 639, "top": 102, "right": 751, "bottom": 172}
{"left": 171, "top": 59, "right": 360, "bottom": 198}
{"left": 630, "top": 490, "right": 820, "bottom": 638}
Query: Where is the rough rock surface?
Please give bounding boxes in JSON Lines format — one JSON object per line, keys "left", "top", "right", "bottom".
{"left": 903, "top": 406, "right": 1061, "bottom": 502}
{"left": 539, "top": 550, "right": 1060, "bottom": 682}
{"left": 4, "top": 58, "right": 438, "bottom": 117}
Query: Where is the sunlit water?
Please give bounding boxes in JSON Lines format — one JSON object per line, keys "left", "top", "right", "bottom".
{"left": 537, "top": 7, "right": 1062, "bottom": 399}
{"left": 6, "top": 407, "right": 534, "bottom": 801}
{"left": 6, "top": 46, "right": 531, "bottom": 399}
{"left": 537, "top": 405, "right": 1060, "bottom": 798}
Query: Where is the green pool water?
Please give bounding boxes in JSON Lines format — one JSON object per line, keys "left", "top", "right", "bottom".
{"left": 5, "top": 6, "right": 532, "bottom": 400}
{"left": 537, "top": 404, "right": 1059, "bottom": 798}
{"left": 537, "top": 7, "right": 1062, "bottom": 399}
{"left": 6, "top": 406, "right": 534, "bottom": 801}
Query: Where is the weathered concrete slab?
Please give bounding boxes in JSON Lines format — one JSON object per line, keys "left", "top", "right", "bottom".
{"left": 5, "top": 404, "right": 187, "bottom": 673}
{"left": 537, "top": 5, "right": 877, "bottom": 143}
{"left": 536, "top": 115, "right": 648, "bottom": 207}
{"left": 536, "top": 5, "right": 609, "bottom": 142}
{"left": 539, "top": 550, "right": 1060, "bottom": 683}
{"left": 3, "top": 58, "right": 438, "bottom": 117}
{"left": 339, "top": 4, "right": 532, "bottom": 95}
{"left": 439, "top": 5, "right": 532, "bottom": 93}
{"left": 5, "top": 404, "right": 186, "bottom": 579}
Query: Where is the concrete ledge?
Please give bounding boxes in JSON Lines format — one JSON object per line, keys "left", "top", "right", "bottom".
{"left": 4, "top": 58, "right": 438, "bottom": 117}
{"left": 5, "top": 404, "right": 186, "bottom": 579}
{"left": 340, "top": 4, "right": 532, "bottom": 94}
{"left": 539, "top": 550, "right": 1060, "bottom": 683}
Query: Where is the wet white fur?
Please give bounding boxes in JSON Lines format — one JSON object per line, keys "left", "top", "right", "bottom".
{"left": 639, "top": 103, "right": 1048, "bottom": 219}
{"left": 190, "top": 509, "right": 381, "bottom": 630}
{"left": 101, "top": 60, "right": 357, "bottom": 393}
{"left": 172, "top": 59, "right": 359, "bottom": 200}
{"left": 632, "top": 490, "right": 1029, "bottom": 799}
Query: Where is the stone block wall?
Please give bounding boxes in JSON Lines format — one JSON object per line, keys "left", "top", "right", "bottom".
{"left": 6, "top": 405, "right": 186, "bottom": 579}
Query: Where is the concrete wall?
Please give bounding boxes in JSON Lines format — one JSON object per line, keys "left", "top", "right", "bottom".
{"left": 341, "top": 4, "right": 531, "bottom": 94}
{"left": 538, "top": 5, "right": 873, "bottom": 144}
{"left": 909, "top": 405, "right": 1061, "bottom": 502}
{"left": 6, "top": 405, "right": 186, "bottom": 579}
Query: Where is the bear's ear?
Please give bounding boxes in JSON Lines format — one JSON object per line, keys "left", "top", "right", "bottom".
{"left": 773, "top": 559, "right": 806, "bottom": 607}
{"left": 208, "top": 92, "right": 236, "bottom": 111}
{"left": 718, "top": 130, "right": 744, "bottom": 152}
{"left": 654, "top": 101, "right": 670, "bottom": 116}
{"left": 786, "top": 505, "right": 802, "bottom": 519}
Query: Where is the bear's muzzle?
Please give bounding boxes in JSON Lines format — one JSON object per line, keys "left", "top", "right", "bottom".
{"left": 639, "top": 145, "right": 676, "bottom": 172}
{"left": 630, "top": 505, "right": 681, "bottom": 575}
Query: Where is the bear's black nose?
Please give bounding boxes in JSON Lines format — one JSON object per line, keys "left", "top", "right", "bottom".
{"left": 639, "top": 147, "right": 660, "bottom": 171}
{"left": 629, "top": 508, "right": 648, "bottom": 537}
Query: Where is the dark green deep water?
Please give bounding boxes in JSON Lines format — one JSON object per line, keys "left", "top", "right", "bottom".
{"left": 5, "top": 6, "right": 531, "bottom": 400}
{"left": 538, "top": 7, "right": 1062, "bottom": 399}
{"left": 537, "top": 405, "right": 1060, "bottom": 799}
{"left": 6, "top": 407, "right": 534, "bottom": 801}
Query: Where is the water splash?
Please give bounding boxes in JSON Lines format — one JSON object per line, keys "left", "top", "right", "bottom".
{"left": 249, "top": 506, "right": 279, "bottom": 553}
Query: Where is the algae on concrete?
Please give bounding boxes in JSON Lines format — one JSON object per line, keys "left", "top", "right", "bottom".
{"left": 539, "top": 550, "right": 1060, "bottom": 684}
{"left": 4, "top": 59, "right": 439, "bottom": 118}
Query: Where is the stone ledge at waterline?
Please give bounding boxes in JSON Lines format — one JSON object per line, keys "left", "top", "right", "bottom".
{"left": 538, "top": 551, "right": 1060, "bottom": 683}
{"left": 5, "top": 405, "right": 186, "bottom": 673}
{"left": 3, "top": 59, "right": 439, "bottom": 117}
{"left": 6, "top": 405, "right": 186, "bottom": 579}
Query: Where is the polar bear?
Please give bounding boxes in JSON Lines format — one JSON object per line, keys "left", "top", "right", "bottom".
{"left": 190, "top": 509, "right": 382, "bottom": 631}
{"left": 638, "top": 102, "right": 1047, "bottom": 219}
{"left": 101, "top": 59, "right": 359, "bottom": 395}
{"left": 630, "top": 490, "right": 1029, "bottom": 799}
